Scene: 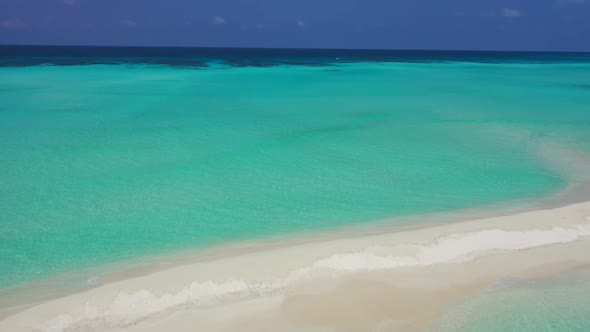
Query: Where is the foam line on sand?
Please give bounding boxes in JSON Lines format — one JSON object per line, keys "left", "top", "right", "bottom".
{"left": 2, "top": 202, "right": 590, "bottom": 332}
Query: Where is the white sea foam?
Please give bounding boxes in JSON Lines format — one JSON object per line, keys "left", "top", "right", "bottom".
{"left": 36, "top": 219, "right": 590, "bottom": 332}
{"left": 86, "top": 277, "right": 100, "bottom": 286}
{"left": 313, "top": 220, "right": 590, "bottom": 270}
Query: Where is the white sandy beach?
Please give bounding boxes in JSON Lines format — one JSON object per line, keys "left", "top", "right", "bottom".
{"left": 1, "top": 198, "right": 590, "bottom": 332}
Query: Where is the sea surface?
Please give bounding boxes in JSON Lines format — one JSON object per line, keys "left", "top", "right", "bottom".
{"left": 433, "top": 268, "right": 590, "bottom": 331}
{"left": 1, "top": 46, "right": 590, "bottom": 292}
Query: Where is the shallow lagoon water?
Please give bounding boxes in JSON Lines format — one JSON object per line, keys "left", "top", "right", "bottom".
{"left": 2, "top": 48, "right": 590, "bottom": 290}
{"left": 433, "top": 268, "right": 590, "bottom": 331}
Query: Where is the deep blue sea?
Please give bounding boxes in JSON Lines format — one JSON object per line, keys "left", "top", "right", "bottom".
{"left": 3, "top": 45, "right": 590, "bottom": 67}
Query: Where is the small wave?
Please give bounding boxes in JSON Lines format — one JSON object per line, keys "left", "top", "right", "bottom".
{"left": 86, "top": 277, "right": 100, "bottom": 286}
{"left": 37, "top": 219, "right": 590, "bottom": 332}
{"left": 313, "top": 220, "right": 590, "bottom": 271}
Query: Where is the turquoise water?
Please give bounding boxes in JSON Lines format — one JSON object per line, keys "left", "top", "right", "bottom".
{"left": 433, "top": 269, "right": 590, "bottom": 331}
{"left": 2, "top": 57, "right": 590, "bottom": 289}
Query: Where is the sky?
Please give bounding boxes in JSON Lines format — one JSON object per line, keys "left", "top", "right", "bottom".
{"left": 0, "top": 0, "right": 589, "bottom": 51}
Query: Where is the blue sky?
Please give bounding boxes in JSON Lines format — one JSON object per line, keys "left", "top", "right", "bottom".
{"left": 0, "top": 0, "right": 589, "bottom": 51}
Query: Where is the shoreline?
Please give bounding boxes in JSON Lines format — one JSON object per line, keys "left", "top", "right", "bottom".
{"left": 0, "top": 179, "right": 575, "bottom": 316}
{"left": 2, "top": 144, "right": 589, "bottom": 330}
{"left": 0, "top": 173, "right": 588, "bottom": 318}
{"left": 1, "top": 192, "right": 590, "bottom": 331}
{"left": 1, "top": 168, "right": 585, "bottom": 304}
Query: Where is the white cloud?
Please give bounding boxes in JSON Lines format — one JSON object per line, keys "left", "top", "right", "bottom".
{"left": 556, "top": 0, "right": 586, "bottom": 7}
{"left": 501, "top": 8, "right": 522, "bottom": 17}
{"left": 121, "top": 19, "right": 137, "bottom": 28}
{"left": 0, "top": 18, "right": 27, "bottom": 29}
{"left": 212, "top": 16, "right": 226, "bottom": 25}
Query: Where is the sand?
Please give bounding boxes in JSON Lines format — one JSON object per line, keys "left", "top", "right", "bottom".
{"left": 1, "top": 199, "right": 590, "bottom": 332}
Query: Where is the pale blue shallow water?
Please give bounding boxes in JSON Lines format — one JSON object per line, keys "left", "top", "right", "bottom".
{"left": 432, "top": 269, "right": 590, "bottom": 332}
{"left": 1, "top": 49, "right": 590, "bottom": 293}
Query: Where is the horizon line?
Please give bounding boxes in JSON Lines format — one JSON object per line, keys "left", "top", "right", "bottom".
{"left": 1, "top": 43, "right": 590, "bottom": 55}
